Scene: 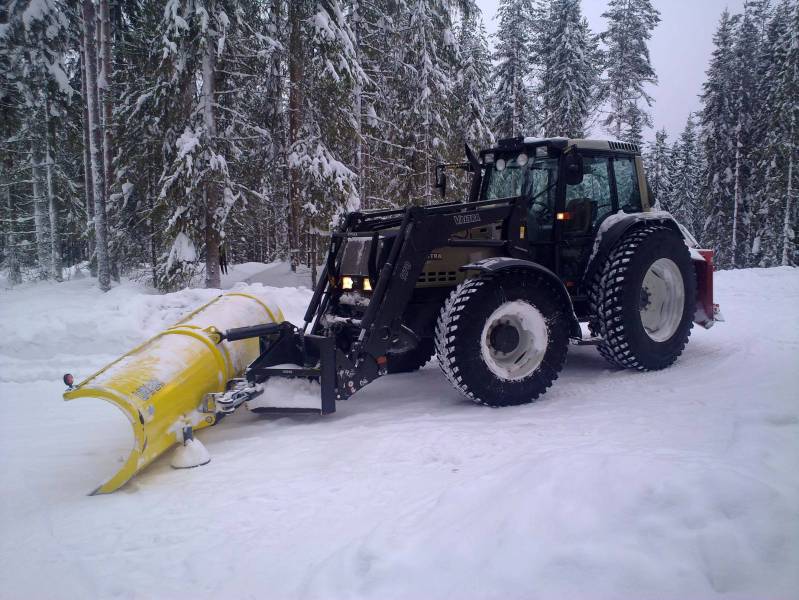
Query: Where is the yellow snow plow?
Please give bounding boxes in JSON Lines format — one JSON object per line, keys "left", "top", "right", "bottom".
{"left": 63, "top": 292, "right": 283, "bottom": 495}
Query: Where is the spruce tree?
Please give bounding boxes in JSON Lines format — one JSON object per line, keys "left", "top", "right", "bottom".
{"left": 645, "top": 128, "right": 670, "bottom": 209}
{"left": 491, "top": 0, "right": 536, "bottom": 138}
{"left": 780, "top": 1, "right": 798, "bottom": 266}
{"left": 728, "top": 1, "right": 771, "bottom": 267}
{"left": 599, "top": 0, "right": 660, "bottom": 143}
{"left": 1, "top": 0, "right": 75, "bottom": 282}
{"left": 540, "top": 0, "right": 600, "bottom": 138}
{"left": 453, "top": 12, "right": 494, "bottom": 148}
{"left": 749, "top": 0, "right": 798, "bottom": 266}
{"left": 699, "top": 10, "right": 740, "bottom": 268}
{"left": 154, "top": 0, "right": 281, "bottom": 289}
{"left": 668, "top": 114, "right": 703, "bottom": 239}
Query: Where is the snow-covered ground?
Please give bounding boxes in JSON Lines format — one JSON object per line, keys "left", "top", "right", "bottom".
{"left": 1, "top": 265, "right": 798, "bottom": 600}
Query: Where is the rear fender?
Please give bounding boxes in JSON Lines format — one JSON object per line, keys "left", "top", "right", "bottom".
{"left": 461, "top": 257, "right": 582, "bottom": 339}
{"left": 586, "top": 211, "right": 722, "bottom": 329}
{"left": 584, "top": 211, "right": 684, "bottom": 285}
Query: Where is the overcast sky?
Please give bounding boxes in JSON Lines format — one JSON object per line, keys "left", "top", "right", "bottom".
{"left": 474, "top": 0, "right": 747, "bottom": 144}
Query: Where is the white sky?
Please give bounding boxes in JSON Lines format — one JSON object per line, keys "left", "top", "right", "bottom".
{"left": 474, "top": 0, "right": 747, "bottom": 143}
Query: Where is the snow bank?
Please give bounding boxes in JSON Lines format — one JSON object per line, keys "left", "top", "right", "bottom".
{"left": 0, "top": 266, "right": 797, "bottom": 599}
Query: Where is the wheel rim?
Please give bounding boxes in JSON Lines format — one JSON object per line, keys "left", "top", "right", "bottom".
{"left": 639, "top": 258, "right": 685, "bottom": 342}
{"left": 480, "top": 300, "right": 549, "bottom": 381}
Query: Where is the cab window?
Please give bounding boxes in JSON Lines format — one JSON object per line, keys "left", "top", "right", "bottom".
{"left": 613, "top": 157, "right": 642, "bottom": 213}
{"left": 564, "top": 156, "right": 613, "bottom": 235}
{"left": 483, "top": 155, "right": 526, "bottom": 200}
{"left": 523, "top": 158, "right": 559, "bottom": 243}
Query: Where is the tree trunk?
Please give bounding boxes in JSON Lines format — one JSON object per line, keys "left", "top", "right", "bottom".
{"left": 287, "top": 0, "right": 305, "bottom": 272}
{"left": 352, "top": 0, "right": 363, "bottom": 211}
{"left": 31, "top": 144, "right": 50, "bottom": 278}
{"left": 204, "top": 189, "right": 221, "bottom": 289}
{"left": 82, "top": 0, "right": 110, "bottom": 291}
{"left": 425, "top": 100, "right": 432, "bottom": 203}
{"left": 512, "top": 61, "right": 518, "bottom": 137}
{"left": 202, "top": 22, "right": 221, "bottom": 289}
{"left": 783, "top": 115, "right": 795, "bottom": 266}
{"left": 3, "top": 155, "right": 21, "bottom": 286}
{"left": 265, "top": 0, "right": 288, "bottom": 261}
{"left": 98, "top": 0, "right": 118, "bottom": 281}
{"left": 310, "top": 231, "right": 318, "bottom": 288}
{"left": 147, "top": 181, "right": 158, "bottom": 287}
{"left": 98, "top": 0, "right": 113, "bottom": 200}
{"left": 45, "top": 95, "right": 63, "bottom": 281}
{"left": 79, "top": 47, "right": 96, "bottom": 276}
{"left": 731, "top": 137, "right": 742, "bottom": 269}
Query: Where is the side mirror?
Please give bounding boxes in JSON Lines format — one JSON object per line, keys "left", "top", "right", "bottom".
{"left": 564, "top": 152, "right": 584, "bottom": 186}
{"left": 434, "top": 166, "right": 447, "bottom": 199}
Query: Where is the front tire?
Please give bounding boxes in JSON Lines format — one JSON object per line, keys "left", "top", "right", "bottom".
{"left": 589, "top": 225, "right": 696, "bottom": 370}
{"left": 435, "top": 270, "right": 570, "bottom": 406}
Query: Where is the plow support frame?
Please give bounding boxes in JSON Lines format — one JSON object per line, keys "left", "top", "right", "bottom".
{"left": 230, "top": 324, "right": 339, "bottom": 415}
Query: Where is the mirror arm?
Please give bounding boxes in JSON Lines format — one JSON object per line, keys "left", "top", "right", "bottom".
{"left": 465, "top": 143, "right": 481, "bottom": 171}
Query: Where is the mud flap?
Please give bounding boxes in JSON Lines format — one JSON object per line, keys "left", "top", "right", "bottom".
{"left": 63, "top": 292, "right": 283, "bottom": 494}
{"left": 693, "top": 249, "right": 723, "bottom": 328}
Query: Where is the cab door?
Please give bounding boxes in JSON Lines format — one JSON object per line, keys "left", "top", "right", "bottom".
{"left": 557, "top": 152, "right": 644, "bottom": 283}
{"left": 523, "top": 156, "right": 560, "bottom": 269}
{"left": 558, "top": 154, "right": 613, "bottom": 279}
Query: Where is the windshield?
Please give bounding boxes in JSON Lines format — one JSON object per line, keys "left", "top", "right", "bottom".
{"left": 482, "top": 151, "right": 560, "bottom": 245}
{"left": 483, "top": 152, "right": 559, "bottom": 204}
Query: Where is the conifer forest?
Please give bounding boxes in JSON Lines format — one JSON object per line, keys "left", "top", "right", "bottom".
{"left": 1, "top": 0, "right": 797, "bottom": 292}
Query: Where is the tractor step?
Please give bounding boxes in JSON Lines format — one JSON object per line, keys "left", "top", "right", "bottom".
{"left": 572, "top": 336, "right": 602, "bottom": 346}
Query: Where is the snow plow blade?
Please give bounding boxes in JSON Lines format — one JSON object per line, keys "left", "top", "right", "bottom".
{"left": 63, "top": 292, "right": 283, "bottom": 495}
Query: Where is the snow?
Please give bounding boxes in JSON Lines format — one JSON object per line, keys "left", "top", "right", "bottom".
{"left": 170, "top": 438, "right": 211, "bottom": 469}
{"left": 176, "top": 129, "right": 200, "bottom": 159}
{"left": 165, "top": 231, "right": 197, "bottom": 270}
{"left": 46, "top": 59, "right": 73, "bottom": 98}
{"left": 1, "top": 266, "right": 798, "bottom": 599}
{"left": 247, "top": 378, "right": 323, "bottom": 411}
{"left": 21, "top": 0, "right": 49, "bottom": 28}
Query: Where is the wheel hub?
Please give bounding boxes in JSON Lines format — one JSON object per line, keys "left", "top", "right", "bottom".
{"left": 481, "top": 300, "right": 549, "bottom": 381}
{"left": 639, "top": 258, "right": 685, "bottom": 342}
{"left": 639, "top": 287, "right": 651, "bottom": 310}
{"left": 489, "top": 323, "right": 520, "bottom": 354}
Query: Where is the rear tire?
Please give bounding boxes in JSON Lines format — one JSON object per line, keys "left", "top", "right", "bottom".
{"left": 589, "top": 225, "right": 696, "bottom": 370}
{"left": 386, "top": 338, "right": 434, "bottom": 374}
{"left": 435, "top": 270, "right": 570, "bottom": 406}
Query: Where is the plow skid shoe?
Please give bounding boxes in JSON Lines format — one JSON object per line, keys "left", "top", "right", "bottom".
{"left": 64, "top": 292, "right": 283, "bottom": 494}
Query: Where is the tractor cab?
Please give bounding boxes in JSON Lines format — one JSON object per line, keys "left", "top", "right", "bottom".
{"left": 472, "top": 137, "right": 650, "bottom": 281}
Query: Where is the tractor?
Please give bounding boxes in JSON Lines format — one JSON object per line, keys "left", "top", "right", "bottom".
{"left": 215, "top": 136, "right": 721, "bottom": 413}
{"left": 64, "top": 136, "right": 724, "bottom": 493}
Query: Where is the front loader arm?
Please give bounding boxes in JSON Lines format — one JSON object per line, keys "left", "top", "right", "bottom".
{"left": 357, "top": 202, "right": 524, "bottom": 359}
{"left": 222, "top": 197, "right": 529, "bottom": 411}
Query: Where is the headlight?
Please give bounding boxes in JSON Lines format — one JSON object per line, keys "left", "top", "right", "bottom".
{"left": 363, "top": 278, "right": 373, "bottom": 292}
{"left": 342, "top": 276, "right": 354, "bottom": 290}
